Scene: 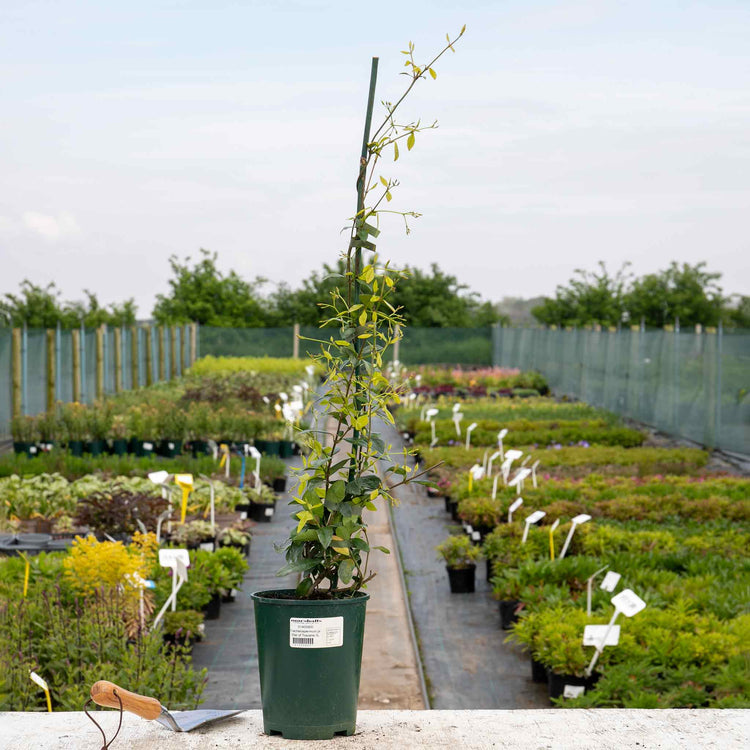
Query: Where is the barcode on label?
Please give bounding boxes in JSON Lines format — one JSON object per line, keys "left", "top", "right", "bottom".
{"left": 292, "top": 637, "right": 314, "bottom": 645}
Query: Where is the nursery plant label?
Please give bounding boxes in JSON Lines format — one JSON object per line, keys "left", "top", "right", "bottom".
{"left": 264, "top": 507, "right": 274, "bottom": 517}
{"left": 563, "top": 685, "right": 585, "bottom": 699}
{"left": 143, "top": 442, "right": 153, "bottom": 451}
{"left": 611, "top": 589, "right": 646, "bottom": 617}
{"left": 583, "top": 624, "right": 621, "bottom": 647}
{"left": 159, "top": 548, "right": 190, "bottom": 570}
{"left": 600, "top": 571, "right": 621, "bottom": 592}
{"left": 289, "top": 617, "right": 344, "bottom": 649}
{"left": 509, "top": 498, "right": 523, "bottom": 514}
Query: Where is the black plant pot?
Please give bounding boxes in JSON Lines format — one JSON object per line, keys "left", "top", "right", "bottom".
{"left": 134, "top": 440, "right": 156, "bottom": 458}
{"left": 67, "top": 440, "right": 84, "bottom": 457}
{"left": 547, "top": 670, "right": 599, "bottom": 702}
{"left": 446, "top": 564, "right": 476, "bottom": 593}
{"left": 111, "top": 439, "right": 128, "bottom": 456}
{"left": 13, "top": 441, "right": 39, "bottom": 458}
{"left": 191, "top": 439, "right": 212, "bottom": 457}
{"left": 203, "top": 593, "right": 222, "bottom": 621}
{"left": 531, "top": 658, "right": 548, "bottom": 684}
{"left": 279, "top": 440, "right": 294, "bottom": 458}
{"left": 263, "top": 440, "right": 281, "bottom": 457}
{"left": 272, "top": 477, "right": 287, "bottom": 493}
{"left": 159, "top": 439, "right": 183, "bottom": 458}
{"left": 444, "top": 496, "right": 452, "bottom": 513}
{"left": 249, "top": 503, "right": 275, "bottom": 523}
{"left": 449, "top": 500, "right": 460, "bottom": 522}
{"left": 254, "top": 438, "right": 267, "bottom": 454}
{"left": 499, "top": 599, "right": 521, "bottom": 630}
{"left": 85, "top": 440, "right": 104, "bottom": 456}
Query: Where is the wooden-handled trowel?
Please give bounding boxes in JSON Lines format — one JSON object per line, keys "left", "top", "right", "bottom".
{"left": 90, "top": 680, "right": 243, "bottom": 732}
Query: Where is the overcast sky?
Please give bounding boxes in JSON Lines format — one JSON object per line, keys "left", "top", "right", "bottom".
{"left": 1, "top": 0, "right": 748, "bottom": 318}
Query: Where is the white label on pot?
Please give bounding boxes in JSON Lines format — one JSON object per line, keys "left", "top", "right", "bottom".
{"left": 30, "top": 446, "right": 37, "bottom": 454}
{"left": 168, "top": 442, "right": 175, "bottom": 450}
{"left": 471, "top": 531, "right": 481, "bottom": 542}
{"left": 600, "top": 571, "right": 621, "bottom": 592}
{"left": 583, "top": 624, "right": 621, "bottom": 648}
{"left": 290, "top": 617, "right": 344, "bottom": 649}
{"left": 143, "top": 442, "right": 153, "bottom": 451}
{"left": 231, "top": 589, "right": 239, "bottom": 597}
{"left": 199, "top": 542, "right": 214, "bottom": 552}
{"left": 240, "top": 512, "right": 248, "bottom": 520}
{"left": 264, "top": 507, "right": 274, "bottom": 517}
{"left": 563, "top": 684, "right": 585, "bottom": 699}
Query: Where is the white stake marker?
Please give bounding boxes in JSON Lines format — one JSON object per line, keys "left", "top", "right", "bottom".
{"left": 586, "top": 565, "right": 609, "bottom": 617}
{"left": 531, "top": 459, "right": 541, "bottom": 488}
{"left": 465, "top": 422, "right": 478, "bottom": 450}
{"left": 559, "top": 513, "right": 592, "bottom": 559}
{"left": 497, "top": 428, "right": 508, "bottom": 459}
{"left": 487, "top": 450, "right": 502, "bottom": 478}
{"left": 521, "top": 510, "right": 546, "bottom": 544}
{"left": 508, "top": 497, "right": 523, "bottom": 523}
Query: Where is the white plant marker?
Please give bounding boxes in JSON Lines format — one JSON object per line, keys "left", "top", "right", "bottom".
{"left": 465, "top": 422, "right": 478, "bottom": 450}
{"left": 583, "top": 624, "right": 621, "bottom": 648}
{"left": 470, "top": 464, "right": 486, "bottom": 481}
{"left": 148, "top": 470, "right": 171, "bottom": 501}
{"left": 155, "top": 509, "right": 172, "bottom": 544}
{"left": 508, "top": 497, "right": 523, "bottom": 523}
{"left": 491, "top": 473, "right": 500, "bottom": 500}
{"left": 559, "top": 513, "right": 592, "bottom": 559}
{"left": 153, "top": 549, "right": 190, "bottom": 627}
{"left": 453, "top": 412, "right": 463, "bottom": 437}
{"left": 497, "top": 428, "right": 508, "bottom": 460}
{"left": 586, "top": 565, "right": 609, "bottom": 617}
{"left": 531, "top": 459, "right": 541, "bottom": 488}
{"left": 430, "top": 421, "right": 437, "bottom": 448}
{"left": 509, "top": 467, "right": 531, "bottom": 494}
{"left": 279, "top": 391, "right": 288, "bottom": 402}
{"left": 520, "top": 454, "right": 531, "bottom": 468}
{"left": 487, "top": 451, "right": 502, "bottom": 478}
{"left": 30, "top": 671, "right": 52, "bottom": 712}
{"left": 482, "top": 449, "right": 490, "bottom": 473}
{"left": 501, "top": 449, "right": 523, "bottom": 485}
{"left": 585, "top": 589, "right": 646, "bottom": 677}
{"left": 600, "top": 571, "right": 621, "bottom": 593}
{"left": 247, "top": 445, "right": 262, "bottom": 490}
{"left": 521, "top": 510, "right": 546, "bottom": 544}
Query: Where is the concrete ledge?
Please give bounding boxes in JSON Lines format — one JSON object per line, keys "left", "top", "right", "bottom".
{"left": 0, "top": 709, "right": 747, "bottom": 749}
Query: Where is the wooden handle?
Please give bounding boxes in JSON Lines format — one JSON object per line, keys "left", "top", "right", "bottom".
{"left": 90, "top": 680, "right": 162, "bottom": 720}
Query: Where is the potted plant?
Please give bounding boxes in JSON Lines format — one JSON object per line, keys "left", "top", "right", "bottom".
{"left": 217, "top": 523, "right": 252, "bottom": 556}
{"left": 109, "top": 415, "right": 129, "bottom": 456}
{"left": 436, "top": 534, "right": 482, "bottom": 593}
{"left": 250, "top": 29, "right": 464, "bottom": 740}
{"left": 157, "top": 400, "right": 186, "bottom": 457}
{"left": 170, "top": 520, "right": 216, "bottom": 551}
{"left": 162, "top": 609, "right": 205, "bottom": 648}
{"left": 11, "top": 415, "right": 39, "bottom": 458}
{"left": 86, "top": 401, "right": 111, "bottom": 456}
{"left": 214, "top": 546, "right": 249, "bottom": 602}
{"left": 61, "top": 402, "right": 88, "bottom": 456}
{"left": 245, "top": 483, "right": 277, "bottom": 523}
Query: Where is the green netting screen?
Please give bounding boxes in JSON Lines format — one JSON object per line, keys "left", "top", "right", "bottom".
{"left": 493, "top": 326, "right": 750, "bottom": 456}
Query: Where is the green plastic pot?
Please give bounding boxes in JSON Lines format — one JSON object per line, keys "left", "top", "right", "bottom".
{"left": 263, "top": 440, "right": 281, "bottom": 457}
{"left": 252, "top": 589, "right": 369, "bottom": 740}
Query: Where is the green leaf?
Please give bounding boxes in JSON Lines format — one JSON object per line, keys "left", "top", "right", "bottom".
{"left": 429, "top": 68, "right": 437, "bottom": 80}
{"left": 375, "top": 546, "right": 390, "bottom": 554}
{"left": 316, "top": 527, "right": 333, "bottom": 549}
{"left": 296, "top": 577, "right": 313, "bottom": 597}
{"left": 407, "top": 132, "right": 415, "bottom": 150}
{"left": 338, "top": 559, "right": 355, "bottom": 584}
{"left": 327, "top": 480, "right": 346, "bottom": 505}
{"left": 379, "top": 175, "right": 388, "bottom": 187}
{"left": 385, "top": 191, "right": 392, "bottom": 202}
{"left": 394, "top": 142, "right": 399, "bottom": 161}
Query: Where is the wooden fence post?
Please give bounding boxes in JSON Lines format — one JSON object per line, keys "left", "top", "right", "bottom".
{"left": 293, "top": 323, "right": 300, "bottom": 358}
{"left": 180, "top": 325, "right": 187, "bottom": 375}
{"left": 96, "top": 325, "right": 105, "bottom": 400}
{"left": 12, "top": 328, "right": 22, "bottom": 419}
{"left": 158, "top": 326, "right": 166, "bottom": 382}
{"left": 46, "top": 329, "right": 55, "bottom": 413}
{"left": 170, "top": 326, "right": 177, "bottom": 380}
{"left": 131, "top": 326, "right": 139, "bottom": 389}
{"left": 145, "top": 327, "right": 153, "bottom": 386}
{"left": 114, "top": 328, "right": 123, "bottom": 392}
{"left": 72, "top": 329, "right": 81, "bottom": 403}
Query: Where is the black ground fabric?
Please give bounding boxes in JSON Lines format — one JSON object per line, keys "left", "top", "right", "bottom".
{"left": 379, "top": 419, "right": 548, "bottom": 709}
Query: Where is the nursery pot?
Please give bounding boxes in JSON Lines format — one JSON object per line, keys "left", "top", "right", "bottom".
{"left": 531, "top": 657, "right": 548, "bottom": 684}
{"left": 547, "top": 670, "right": 600, "bottom": 702}
{"left": 272, "top": 477, "right": 287, "bottom": 493}
{"left": 279, "top": 440, "right": 295, "bottom": 459}
{"left": 252, "top": 589, "right": 369, "bottom": 740}
{"left": 499, "top": 599, "right": 521, "bottom": 630}
{"left": 254, "top": 438, "right": 268, "bottom": 454}
{"left": 191, "top": 439, "right": 212, "bottom": 457}
{"left": 449, "top": 500, "right": 460, "bottom": 522}
{"left": 85, "top": 439, "right": 104, "bottom": 456}
{"left": 249, "top": 503, "right": 275, "bottom": 523}
{"left": 13, "top": 441, "right": 38, "bottom": 458}
{"left": 67, "top": 440, "right": 84, "bottom": 457}
{"left": 446, "top": 564, "right": 476, "bottom": 594}
{"left": 203, "top": 593, "right": 222, "bottom": 621}
{"left": 263, "top": 440, "right": 281, "bottom": 457}
{"left": 111, "top": 439, "right": 128, "bottom": 456}
{"left": 134, "top": 440, "right": 156, "bottom": 458}
{"left": 159, "top": 439, "right": 182, "bottom": 458}
{"left": 444, "top": 496, "right": 452, "bottom": 513}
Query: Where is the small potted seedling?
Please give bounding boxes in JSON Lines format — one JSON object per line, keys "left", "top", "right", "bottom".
{"left": 436, "top": 534, "right": 482, "bottom": 593}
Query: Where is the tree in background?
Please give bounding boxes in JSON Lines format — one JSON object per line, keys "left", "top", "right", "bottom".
{"left": 532, "top": 261, "right": 739, "bottom": 329}
{"left": 531, "top": 262, "right": 631, "bottom": 328}
{"left": 0, "top": 281, "right": 136, "bottom": 328}
{"left": 152, "top": 249, "right": 269, "bottom": 327}
{"left": 267, "top": 260, "right": 503, "bottom": 327}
